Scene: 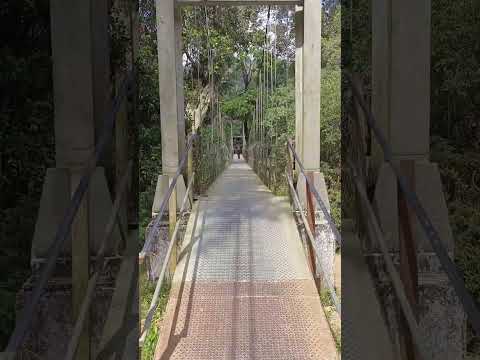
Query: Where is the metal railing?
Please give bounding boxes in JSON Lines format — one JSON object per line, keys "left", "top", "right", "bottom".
{"left": 139, "top": 134, "right": 197, "bottom": 264}
{"left": 247, "top": 141, "right": 287, "bottom": 194}
{"left": 137, "top": 133, "right": 197, "bottom": 345}
{"left": 138, "top": 131, "right": 230, "bottom": 345}
{"left": 139, "top": 174, "right": 195, "bottom": 345}
{"left": 346, "top": 72, "right": 480, "bottom": 357}
{"left": 193, "top": 137, "right": 231, "bottom": 194}
{"left": 347, "top": 159, "right": 430, "bottom": 360}
{"left": 4, "top": 71, "right": 136, "bottom": 357}
{"left": 285, "top": 140, "right": 341, "bottom": 314}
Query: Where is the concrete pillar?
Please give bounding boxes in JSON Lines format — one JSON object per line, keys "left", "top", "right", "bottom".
{"left": 50, "top": 1, "right": 108, "bottom": 357}
{"left": 156, "top": 0, "right": 180, "bottom": 176}
{"left": 294, "top": 1, "right": 334, "bottom": 295}
{"left": 156, "top": 0, "right": 186, "bottom": 238}
{"left": 372, "top": 0, "right": 430, "bottom": 166}
{"left": 301, "top": 0, "right": 321, "bottom": 171}
{"left": 371, "top": 0, "right": 464, "bottom": 357}
{"left": 294, "top": 6, "right": 304, "bottom": 162}
{"left": 51, "top": 1, "right": 95, "bottom": 168}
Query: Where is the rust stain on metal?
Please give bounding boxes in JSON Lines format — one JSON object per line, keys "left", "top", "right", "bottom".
{"left": 398, "top": 159, "right": 418, "bottom": 360}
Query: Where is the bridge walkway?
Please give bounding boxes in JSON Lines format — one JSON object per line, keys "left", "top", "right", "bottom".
{"left": 154, "top": 158, "right": 337, "bottom": 359}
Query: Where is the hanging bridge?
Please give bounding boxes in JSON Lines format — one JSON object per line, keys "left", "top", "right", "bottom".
{"left": 2, "top": 0, "right": 480, "bottom": 359}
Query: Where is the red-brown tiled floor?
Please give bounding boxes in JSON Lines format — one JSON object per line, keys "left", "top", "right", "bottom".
{"left": 154, "top": 160, "right": 337, "bottom": 359}
{"left": 156, "top": 280, "right": 336, "bottom": 360}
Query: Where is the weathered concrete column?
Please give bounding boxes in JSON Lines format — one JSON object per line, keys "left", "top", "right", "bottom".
{"left": 371, "top": 0, "right": 464, "bottom": 357}
{"left": 301, "top": 0, "right": 321, "bottom": 171}
{"left": 294, "top": 1, "right": 334, "bottom": 293}
{"left": 154, "top": 0, "right": 187, "bottom": 217}
{"left": 157, "top": 0, "right": 180, "bottom": 176}
{"left": 294, "top": 5, "right": 304, "bottom": 162}
{"left": 51, "top": 1, "right": 105, "bottom": 358}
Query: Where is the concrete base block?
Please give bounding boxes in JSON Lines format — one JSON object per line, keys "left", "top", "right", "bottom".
{"left": 31, "top": 167, "right": 121, "bottom": 262}
{"left": 152, "top": 174, "right": 189, "bottom": 216}
{"left": 316, "top": 222, "right": 336, "bottom": 292}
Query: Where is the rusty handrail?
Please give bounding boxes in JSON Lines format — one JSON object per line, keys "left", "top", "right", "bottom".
{"left": 287, "top": 140, "right": 342, "bottom": 247}
{"left": 139, "top": 172, "right": 195, "bottom": 346}
{"left": 347, "top": 158, "right": 429, "bottom": 360}
{"left": 285, "top": 168, "right": 341, "bottom": 313}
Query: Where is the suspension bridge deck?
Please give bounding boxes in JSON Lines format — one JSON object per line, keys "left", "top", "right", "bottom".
{"left": 154, "top": 158, "right": 337, "bottom": 359}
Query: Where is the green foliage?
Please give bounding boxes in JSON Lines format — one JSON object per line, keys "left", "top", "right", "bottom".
{"left": 222, "top": 89, "right": 258, "bottom": 124}
{"left": 431, "top": 0, "right": 480, "bottom": 146}
{"left": 321, "top": 65, "right": 341, "bottom": 228}
{"left": 193, "top": 125, "right": 231, "bottom": 194}
{"left": 341, "top": 0, "right": 371, "bottom": 76}
{"left": 139, "top": 277, "right": 170, "bottom": 360}
{"left": 322, "top": 6, "right": 341, "bottom": 68}
{"left": 139, "top": 125, "right": 162, "bottom": 194}
{"left": 137, "top": 32, "right": 160, "bottom": 127}
{"left": 263, "top": 82, "right": 296, "bottom": 145}
{"left": 182, "top": 6, "right": 264, "bottom": 91}
{"left": 250, "top": 81, "right": 295, "bottom": 194}
{"left": 137, "top": 1, "right": 162, "bottom": 248}
{"left": 321, "top": 68, "right": 341, "bottom": 165}
{"left": 431, "top": 136, "right": 480, "bottom": 301}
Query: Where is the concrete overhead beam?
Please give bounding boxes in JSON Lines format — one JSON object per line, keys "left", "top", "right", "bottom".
{"left": 175, "top": 0, "right": 302, "bottom": 6}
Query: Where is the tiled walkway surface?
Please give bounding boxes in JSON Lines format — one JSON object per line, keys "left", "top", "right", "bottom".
{"left": 155, "top": 158, "right": 337, "bottom": 359}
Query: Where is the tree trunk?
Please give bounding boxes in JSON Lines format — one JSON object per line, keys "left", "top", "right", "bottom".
{"left": 186, "top": 84, "right": 212, "bottom": 131}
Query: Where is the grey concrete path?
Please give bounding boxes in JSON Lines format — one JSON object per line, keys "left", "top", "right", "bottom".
{"left": 155, "top": 158, "right": 337, "bottom": 359}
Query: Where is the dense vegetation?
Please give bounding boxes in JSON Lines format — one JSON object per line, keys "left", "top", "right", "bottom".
{"left": 0, "top": 0, "right": 54, "bottom": 347}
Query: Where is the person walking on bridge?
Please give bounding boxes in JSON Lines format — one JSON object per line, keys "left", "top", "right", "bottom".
{"left": 234, "top": 145, "right": 241, "bottom": 159}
